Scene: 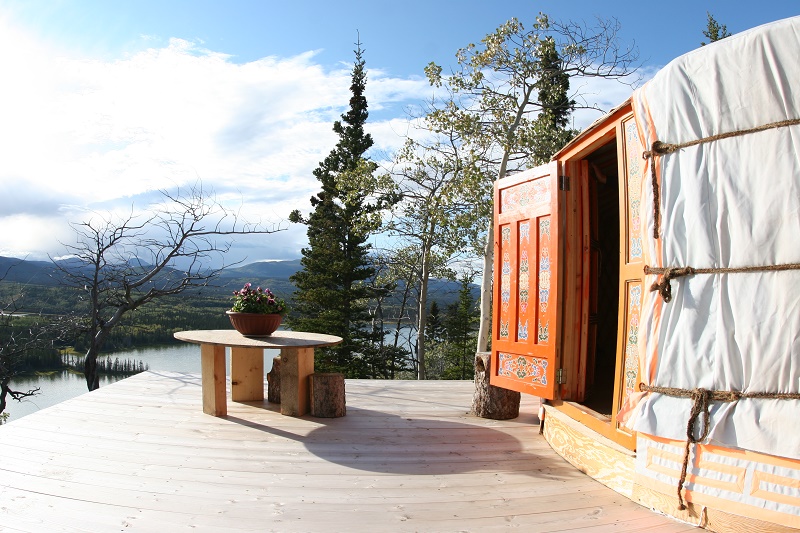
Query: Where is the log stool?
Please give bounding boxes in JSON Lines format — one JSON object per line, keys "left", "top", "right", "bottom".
{"left": 471, "top": 352, "right": 520, "bottom": 420}
{"left": 267, "top": 355, "right": 281, "bottom": 403}
{"left": 309, "top": 372, "right": 346, "bottom": 418}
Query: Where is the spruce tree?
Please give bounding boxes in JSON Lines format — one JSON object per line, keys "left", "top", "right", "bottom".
{"left": 288, "top": 42, "right": 396, "bottom": 377}
{"left": 443, "top": 279, "right": 480, "bottom": 380}
{"left": 701, "top": 13, "right": 732, "bottom": 46}
{"left": 530, "top": 36, "right": 578, "bottom": 166}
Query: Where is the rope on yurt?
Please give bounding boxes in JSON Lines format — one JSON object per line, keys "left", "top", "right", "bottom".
{"left": 644, "top": 263, "right": 800, "bottom": 302}
{"left": 641, "top": 117, "right": 800, "bottom": 240}
{"left": 639, "top": 383, "right": 800, "bottom": 510}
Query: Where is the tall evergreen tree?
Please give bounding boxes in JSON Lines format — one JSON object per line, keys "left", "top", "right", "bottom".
{"left": 530, "top": 37, "right": 578, "bottom": 166}
{"left": 288, "top": 42, "right": 396, "bottom": 377}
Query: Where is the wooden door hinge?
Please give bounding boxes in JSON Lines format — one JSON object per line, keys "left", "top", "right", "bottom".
{"left": 556, "top": 368, "right": 566, "bottom": 384}
{"left": 558, "top": 175, "right": 570, "bottom": 191}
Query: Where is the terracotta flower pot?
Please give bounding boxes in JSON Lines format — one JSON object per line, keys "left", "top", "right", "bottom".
{"left": 226, "top": 312, "right": 283, "bottom": 336}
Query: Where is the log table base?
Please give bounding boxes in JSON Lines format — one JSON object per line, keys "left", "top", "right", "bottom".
{"left": 267, "top": 355, "right": 281, "bottom": 404}
{"left": 309, "top": 373, "right": 346, "bottom": 418}
{"left": 175, "top": 330, "right": 342, "bottom": 418}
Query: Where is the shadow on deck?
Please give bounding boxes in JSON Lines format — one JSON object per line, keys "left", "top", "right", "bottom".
{"left": 0, "top": 371, "right": 694, "bottom": 532}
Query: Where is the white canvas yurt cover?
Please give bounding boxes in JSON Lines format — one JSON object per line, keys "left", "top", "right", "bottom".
{"left": 624, "top": 16, "right": 800, "bottom": 461}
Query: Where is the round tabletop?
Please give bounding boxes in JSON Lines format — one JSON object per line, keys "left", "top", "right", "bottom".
{"left": 174, "top": 330, "right": 342, "bottom": 349}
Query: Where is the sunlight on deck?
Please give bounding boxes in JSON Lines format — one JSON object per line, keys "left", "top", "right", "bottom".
{"left": 0, "top": 372, "right": 695, "bottom": 532}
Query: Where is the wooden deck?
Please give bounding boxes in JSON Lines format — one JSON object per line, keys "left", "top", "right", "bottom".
{"left": 0, "top": 372, "right": 696, "bottom": 532}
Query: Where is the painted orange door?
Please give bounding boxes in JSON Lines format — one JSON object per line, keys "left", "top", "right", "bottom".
{"left": 491, "top": 162, "right": 560, "bottom": 399}
{"left": 614, "top": 115, "right": 645, "bottom": 424}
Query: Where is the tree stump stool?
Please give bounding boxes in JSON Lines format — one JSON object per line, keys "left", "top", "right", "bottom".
{"left": 471, "top": 352, "right": 520, "bottom": 420}
{"left": 309, "top": 372, "right": 346, "bottom": 418}
{"left": 267, "top": 355, "right": 281, "bottom": 404}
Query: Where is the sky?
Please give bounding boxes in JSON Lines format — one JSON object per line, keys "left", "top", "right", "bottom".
{"left": 0, "top": 0, "right": 798, "bottom": 267}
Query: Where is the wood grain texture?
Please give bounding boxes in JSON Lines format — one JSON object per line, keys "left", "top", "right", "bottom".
{"left": 175, "top": 329, "right": 342, "bottom": 349}
{"left": 309, "top": 372, "right": 346, "bottom": 418}
{"left": 267, "top": 355, "right": 281, "bottom": 403}
{"left": 280, "top": 346, "right": 314, "bottom": 416}
{"left": 633, "top": 484, "right": 800, "bottom": 533}
{"left": 230, "top": 347, "right": 265, "bottom": 402}
{"left": 543, "top": 403, "right": 635, "bottom": 498}
{"left": 472, "top": 352, "right": 520, "bottom": 419}
{"left": 200, "top": 343, "right": 226, "bottom": 416}
{"left": 0, "top": 373, "right": 698, "bottom": 532}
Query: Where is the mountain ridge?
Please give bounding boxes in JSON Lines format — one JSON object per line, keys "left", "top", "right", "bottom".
{"left": 0, "top": 256, "right": 476, "bottom": 307}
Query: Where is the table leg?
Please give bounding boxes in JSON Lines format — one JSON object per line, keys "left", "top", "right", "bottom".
{"left": 279, "top": 347, "right": 314, "bottom": 416}
{"left": 200, "top": 343, "right": 227, "bottom": 416}
{"left": 231, "top": 347, "right": 265, "bottom": 402}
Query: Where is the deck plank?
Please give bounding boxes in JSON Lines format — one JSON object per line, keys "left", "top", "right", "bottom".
{"left": 0, "top": 372, "right": 691, "bottom": 532}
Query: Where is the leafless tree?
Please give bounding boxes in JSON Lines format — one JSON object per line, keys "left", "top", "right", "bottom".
{"left": 54, "top": 182, "right": 284, "bottom": 391}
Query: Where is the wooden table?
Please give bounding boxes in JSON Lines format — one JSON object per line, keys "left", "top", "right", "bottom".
{"left": 173, "top": 330, "right": 342, "bottom": 417}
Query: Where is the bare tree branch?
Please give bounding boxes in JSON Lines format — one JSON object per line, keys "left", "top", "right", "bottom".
{"left": 54, "top": 181, "right": 285, "bottom": 391}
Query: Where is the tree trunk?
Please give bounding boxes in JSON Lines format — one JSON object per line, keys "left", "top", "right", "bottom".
{"left": 309, "top": 372, "right": 346, "bottom": 418}
{"left": 471, "top": 352, "right": 520, "bottom": 419}
{"left": 267, "top": 355, "right": 281, "bottom": 403}
{"left": 476, "top": 220, "right": 494, "bottom": 352}
{"left": 391, "top": 274, "right": 414, "bottom": 380}
{"left": 0, "top": 381, "right": 8, "bottom": 416}
{"left": 417, "top": 248, "right": 430, "bottom": 380}
{"left": 84, "top": 348, "right": 100, "bottom": 391}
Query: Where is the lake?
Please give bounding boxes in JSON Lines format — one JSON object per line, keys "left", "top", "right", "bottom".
{"left": 4, "top": 343, "right": 281, "bottom": 423}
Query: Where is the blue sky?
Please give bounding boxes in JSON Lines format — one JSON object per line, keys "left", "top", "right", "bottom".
{"left": 0, "top": 1, "right": 797, "bottom": 265}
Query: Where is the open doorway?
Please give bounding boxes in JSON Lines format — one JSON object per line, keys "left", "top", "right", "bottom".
{"left": 581, "top": 140, "right": 620, "bottom": 416}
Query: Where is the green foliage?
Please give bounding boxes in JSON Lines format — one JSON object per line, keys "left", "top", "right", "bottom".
{"left": 288, "top": 43, "right": 399, "bottom": 378}
{"left": 426, "top": 278, "right": 480, "bottom": 380}
{"left": 425, "top": 13, "right": 592, "bottom": 183}
{"left": 63, "top": 353, "right": 148, "bottom": 375}
{"left": 530, "top": 37, "right": 579, "bottom": 166}
{"left": 701, "top": 13, "right": 732, "bottom": 46}
{"left": 0, "top": 280, "right": 232, "bottom": 354}
{"left": 426, "top": 301, "right": 445, "bottom": 345}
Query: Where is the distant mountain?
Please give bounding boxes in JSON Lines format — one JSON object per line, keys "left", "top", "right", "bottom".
{"left": 0, "top": 256, "right": 477, "bottom": 307}
{"left": 220, "top": 259, "right": 304, "bottom": 280}
{"left": 0, "top": 256, "right": 61, "bottom": 286}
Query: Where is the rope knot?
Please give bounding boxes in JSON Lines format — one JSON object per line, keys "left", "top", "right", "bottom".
{"left": 646, "top": 266, "right": 696, "bottom": 302}
{"left": 718, "top": 390, "right": 742, "bottom": 402}
{"left": 687, "top": 388, "right": 712, "bottom": 443}
{"left": 651, "top": 140, "right": 680, "bottom": 155}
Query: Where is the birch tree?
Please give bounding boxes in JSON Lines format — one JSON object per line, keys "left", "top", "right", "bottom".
{"left": 387, "top": 129, "right": 484, "bottom": 379}
{"left": 424, "top": 13, "right": 639, "bottom": 351}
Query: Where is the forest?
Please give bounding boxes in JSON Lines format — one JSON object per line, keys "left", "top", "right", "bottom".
{"left": 0, "top": 273, "right": 478, "bottom": 380}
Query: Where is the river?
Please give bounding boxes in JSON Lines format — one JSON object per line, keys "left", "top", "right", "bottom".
{"left": 4, "top": 344, "right": 281, "bottom": 423}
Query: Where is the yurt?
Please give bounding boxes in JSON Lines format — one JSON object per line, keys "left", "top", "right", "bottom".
{"left": 490, "top": 16, "right": 800, "bottom": 532}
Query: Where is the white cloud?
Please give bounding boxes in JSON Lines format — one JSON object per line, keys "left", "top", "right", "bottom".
{"left": 0, "top": 10, "right": 661, "bottom": 267}
{"left": 0, "top": 18, "right": 428, "bottom": 263}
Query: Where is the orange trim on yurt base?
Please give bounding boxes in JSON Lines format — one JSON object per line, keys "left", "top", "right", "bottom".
{"left": 635, "top": 433, "right": 800, "bottom": 529}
